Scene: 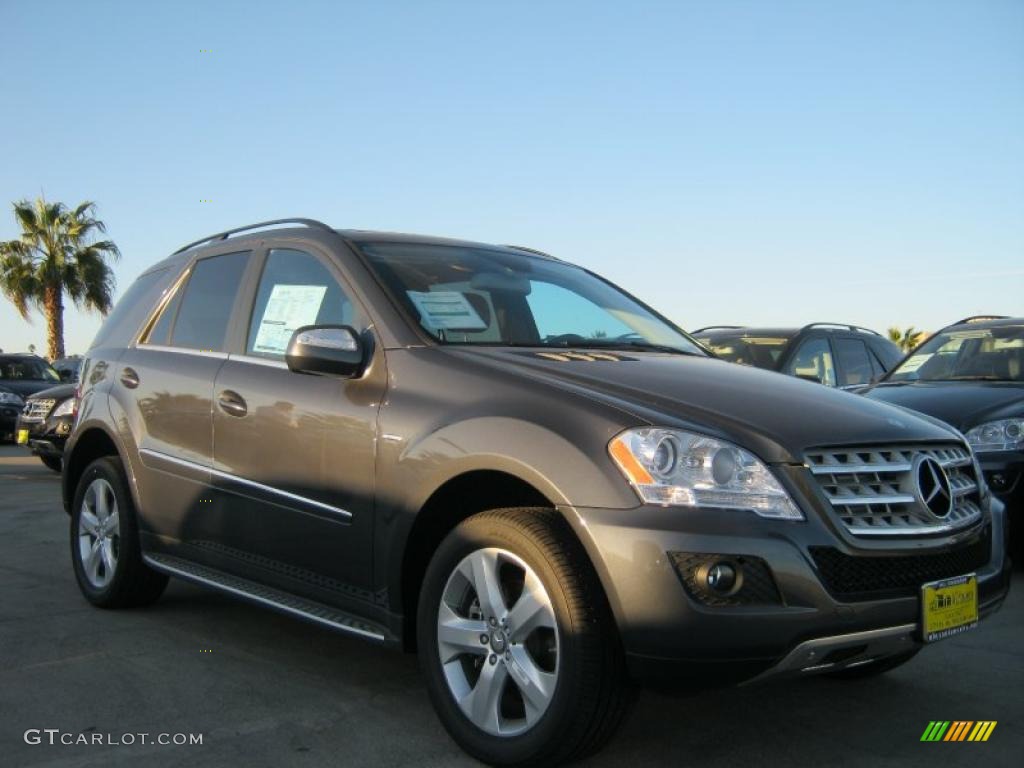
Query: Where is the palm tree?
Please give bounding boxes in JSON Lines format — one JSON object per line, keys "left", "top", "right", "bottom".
{"left": 0, "top": 198, "right": 120, "bottom": 360}
{"left": 887, "top": 326, "right": 925, "bottom": 353}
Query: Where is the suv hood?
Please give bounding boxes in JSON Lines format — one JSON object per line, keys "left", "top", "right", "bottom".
{"left": 863, "top": 380, "right": 1024, "bottom": 432}
{"left": 25, "top": 383, "right": 76, "bottom": 402}
{"left": 0, "top": 379, "right": 58, "bottom": 399}
{"left": 450, "top": 348, "right": 958, "bottom": 463}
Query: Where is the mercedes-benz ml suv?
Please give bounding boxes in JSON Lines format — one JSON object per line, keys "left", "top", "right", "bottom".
{"left": 63, "top": 219, "right": 1011, "bottom": 767}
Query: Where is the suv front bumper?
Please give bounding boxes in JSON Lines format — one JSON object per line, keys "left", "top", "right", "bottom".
{"left": 566, "top": 484, "right": 1010, "bottom": 688}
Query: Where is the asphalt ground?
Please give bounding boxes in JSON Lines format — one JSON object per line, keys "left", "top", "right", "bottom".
{"left": 1, "top": 444, "right": 1021, "bottom": 768}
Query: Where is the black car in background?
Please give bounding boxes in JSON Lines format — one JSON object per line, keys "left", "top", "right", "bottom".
{"left": 863, "top": 316, "right": 1023, "bottom": 550}
{"left": 51, "top": 356, "right": 83, "bottom": 383}
{"left": 0, "top": 354, "right": 62, "bottom": 442}
{"left": 692, "top": 323, "right": 902, "bottom": 389}
{"left": 16, "top": 383, "right": 77, "bottom": 471}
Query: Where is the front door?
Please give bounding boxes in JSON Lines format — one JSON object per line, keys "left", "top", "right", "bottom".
{"left": 209, "top": 246, "right": 384, "bottom": 610}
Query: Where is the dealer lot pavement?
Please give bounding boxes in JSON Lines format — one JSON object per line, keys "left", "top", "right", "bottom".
{"left": 1, "top": 445, "right": 1021, "bottom": 768}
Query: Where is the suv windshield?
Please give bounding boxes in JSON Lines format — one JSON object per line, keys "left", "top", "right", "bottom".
{"left": 886, "top": 324, "right": 1024, "bottom": 383}
{"left": 0, "top": 356, "right": 60, "bottom": 382}
{"left": 359, "top": 242, "right": 705, "bottom": 355}
{"left": 695, "top": 333, "right": 792, "bottom": 368}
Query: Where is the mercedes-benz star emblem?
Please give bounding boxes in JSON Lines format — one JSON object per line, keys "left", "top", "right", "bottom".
{"left": 915, "top": 456, "right": 953, "bottom": 518}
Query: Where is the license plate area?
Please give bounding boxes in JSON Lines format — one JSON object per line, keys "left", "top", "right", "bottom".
{"left": 16, "top": 429, "right": 29, "bottom": 445}
{"left": 921, "top": 574, "right": 978, "bottom": 643}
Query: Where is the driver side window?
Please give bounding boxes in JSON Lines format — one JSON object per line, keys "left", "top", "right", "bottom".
{"left": 787, "top": 337, "right": 837, "bottom": 386}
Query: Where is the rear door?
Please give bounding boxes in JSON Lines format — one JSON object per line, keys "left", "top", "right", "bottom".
{"left": 207, "top": 244, "right": 385, "bottom": 608}
{"left": 114, "top": 249, "right": 252, "bottom": 541}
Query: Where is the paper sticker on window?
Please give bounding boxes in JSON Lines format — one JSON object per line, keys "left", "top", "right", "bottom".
{"left": 898, "top": 353, "right": 932, "bottom": 373}
{"left": 252, "top": 284, "right": 327, "bottom": 354}
{"left": 407, "top": 291, "right": 486, "bottom": 331}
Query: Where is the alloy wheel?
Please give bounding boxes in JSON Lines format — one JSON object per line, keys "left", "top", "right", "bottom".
{"left": 78, "top": 477, "right": 120, "bottom": 589}
{"left": 437, "top": 547, "right": 560, "bottom": 737}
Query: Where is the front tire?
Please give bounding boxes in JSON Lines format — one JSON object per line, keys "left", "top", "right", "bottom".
{"left": 70, "top": 457, "right": 168, "bottom": 608}
{"left": 418, "top": 508, "right": 631, "bottom": 767}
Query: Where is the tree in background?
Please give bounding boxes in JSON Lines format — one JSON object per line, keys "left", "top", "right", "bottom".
{"left": 887, "top": 326, "right": 926, "bottom": 353}
{"left": 0, "top": 198, "right": 119, "bottom": 360}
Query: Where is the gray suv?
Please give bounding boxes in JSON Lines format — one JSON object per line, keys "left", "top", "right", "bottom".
{"left": 64, "top": 219, "right": 1010, "bottom": 767}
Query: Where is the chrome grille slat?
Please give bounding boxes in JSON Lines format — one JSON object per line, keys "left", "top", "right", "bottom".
{"left": 21, "top": 398, "right": 56, "bottom": 421}
{"left": 805, "top": 443, "right": 983, "bottom": 537}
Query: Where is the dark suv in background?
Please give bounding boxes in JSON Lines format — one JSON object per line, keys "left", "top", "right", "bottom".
{"left": 693, "top": 323, "right": 902, "bottom": 389}
{"left": 0, "top": 353, "right": 62, "bottom": 442}
{"left": 63, "top": 220, "right": 1009, "bottom": 767}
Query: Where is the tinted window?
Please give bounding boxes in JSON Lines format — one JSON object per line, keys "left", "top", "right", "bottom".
{"left": 170, "top": 252, "right": 250, "bottom": 351}
{"left": 835, "top": 338, "right": 873, "bottom": 386}
{"left": 786, "top": 337, "right": 837, "bottom": 386}
{"left": 246, "top": 249, "right": 358, "bottom": 358}
{"left": 144, "top": 278, "right": 184, "bottom": 346}
{"left": 0, "top": 356, "right": 59, "bottom": 382}
{"left": 695, "top": 333, "right": 792, "bottom": 369}
{"left": 90, "top": 267, "right": 172, "bottom": 349}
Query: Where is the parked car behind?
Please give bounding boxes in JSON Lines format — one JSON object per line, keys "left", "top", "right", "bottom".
{"left": 862, "top": 316, "right": 1023, "bottom": 550}
{"left": 692, "top": 323, "right": 902, "bottom": 389}
{"left": 51, "top": 356, "right": 83, "bottom": 382}
{"left": 62, "top": 220, "right": 1010, "bottom": 767}
{"left": 0, "top": 353, "right": 61, "bottom": 441}
{"left": 16, "top": 383, "right": 76, "bottom": 471}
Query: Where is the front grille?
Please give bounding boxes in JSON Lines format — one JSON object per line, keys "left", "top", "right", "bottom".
{"left": 809, "top": 526, "right": 991, "bottom": 600}
{"left": 806, "top": 443, "right": 982, "bottom": 536}
{"left": 21, "top": 398, "right": 56, "bottom": 421}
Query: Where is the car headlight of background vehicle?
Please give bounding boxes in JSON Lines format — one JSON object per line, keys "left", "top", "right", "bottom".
{"left": 608, "top": 427, "right": 803, "bottom": 519}
{"left": 0, "top": 392, "right": 24, "bottom": 406}
{"left": 965, "top": 419, "right": 1024, "bottom": 453}
{"left": 50, "top": 398, "right": 75, "bottom": 418}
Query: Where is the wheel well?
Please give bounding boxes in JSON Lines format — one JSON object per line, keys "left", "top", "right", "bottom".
{"left": 64, "top": 428, "right": 121, "bottom": 514}
{"left": 400, "top": 470, "right": 553, "bottom": 650}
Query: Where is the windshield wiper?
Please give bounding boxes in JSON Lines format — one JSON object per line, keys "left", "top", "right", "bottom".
{"left": 945, "top": 375, "right": 1016, "bottom": 382}
{"left": 505, "top": 340, "right": 702, "bottom": 356}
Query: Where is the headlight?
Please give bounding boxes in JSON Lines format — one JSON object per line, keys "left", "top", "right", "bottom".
{"left": 965, "top": 419, "right": 1024, "bottom": 453}
{"left": 50, "top": 398, "right": 75, "bottom": 418}
{"left": 0, "top": 392, "right": 24, "bottom": 406}
{"left": 608, "top": 427, "right": 803, "bottom": 520}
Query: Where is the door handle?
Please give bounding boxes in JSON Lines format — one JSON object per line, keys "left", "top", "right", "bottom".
{"left": 120, "top": 367, "right": 139, "bottom": 389}
{"left": 217, "top": 390, "right": 247, "bottom": 417}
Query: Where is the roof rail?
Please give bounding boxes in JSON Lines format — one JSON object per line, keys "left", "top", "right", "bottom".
{"left": 952, "top": 315, "right": 1010, "bottom": 325}
{"left": 502, "top": 244, "right": 563, "bottom": 261}
{"left": 691, "top": 325, "right": 746, "bottom": 334}
{"left": 800, "top": 322, "right": 882, "bottom": 337}
{"left": 172, "top": 218, "right": 336, "bottom": 255}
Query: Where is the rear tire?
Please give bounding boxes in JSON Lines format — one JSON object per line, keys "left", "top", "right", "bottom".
{"left": 824, "top": 649, "right": 920, "bottom": 679}
{"left": 41, "top": 455, "right": 62, "bottom": 472}
{"left": 418, "top": 508, "right": 632, "bottom": 767}
{"left": 70, "top": 457, "right": 168, "bottom": 608}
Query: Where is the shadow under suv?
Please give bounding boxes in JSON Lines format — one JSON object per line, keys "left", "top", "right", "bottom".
{"left": 63, "top": 219, "right": 1010, "bottom": 767}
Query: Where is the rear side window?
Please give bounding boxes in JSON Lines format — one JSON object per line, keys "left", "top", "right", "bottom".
{"left": 168, "top": 252, "right": 250, "bottom": 352}
{"left": 835, "top": 338, "right": 873, "bottom": 386}
{"left": 786, "top": 337, "right": 837, "bottom": 386}
{"left": 246, "top": 249, "right": 359, "bottom": 358}
{"left": 89, "top": 267, "right": 172, "bottom": 349}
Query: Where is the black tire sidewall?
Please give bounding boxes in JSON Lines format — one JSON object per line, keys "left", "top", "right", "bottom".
{"left": 417, "top": 511, "right": 600, "bottom": 766}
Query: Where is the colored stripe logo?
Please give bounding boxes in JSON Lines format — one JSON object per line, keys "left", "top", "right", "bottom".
{"left": 921, "top": 721, "right": 997, "bottom": 742}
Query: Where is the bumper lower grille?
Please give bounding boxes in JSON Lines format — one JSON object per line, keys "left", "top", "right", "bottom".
{"left": 21, "top": 398, "right": 56, "bottom": 421}
{"left": 809, "top": 526, "right": 991, "bottom": 600}
{"left": 806, "top": 443, "right": 982, "bottom": 536}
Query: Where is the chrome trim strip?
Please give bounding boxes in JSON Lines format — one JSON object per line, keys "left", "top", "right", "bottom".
{"left": 808, "top": 463, "right": 912, "bottom": 475}
{"left": 828, "top": 494, "right": 918, "bottom": 506}
{"left": 228, "top": 354, "right": 289, "bottom": 369}
{"left": 142, "top": 555, "right": 384, "bottom": 641}
{"left": 138, "top": 448, "right": 352, "bottom": 520}
{"left": 135, "top": 344, "right": 229, "bottom": 359}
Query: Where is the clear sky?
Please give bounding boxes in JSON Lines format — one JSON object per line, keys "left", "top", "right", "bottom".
{"left": 2, "top": 0, "right": 1021, "bottom": 355}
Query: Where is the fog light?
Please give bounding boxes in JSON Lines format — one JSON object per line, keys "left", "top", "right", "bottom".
{"left": 705, "top": 561, "right": 737, "bottom": 593}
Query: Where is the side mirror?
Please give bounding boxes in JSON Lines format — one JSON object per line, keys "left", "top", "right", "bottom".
{"left": 285, "top": 325, "right": 365, "bottom": 378}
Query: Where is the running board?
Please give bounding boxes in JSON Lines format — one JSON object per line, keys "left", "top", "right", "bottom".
{"left": 143, "top": 552, "right": 391, "bottom": 643}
